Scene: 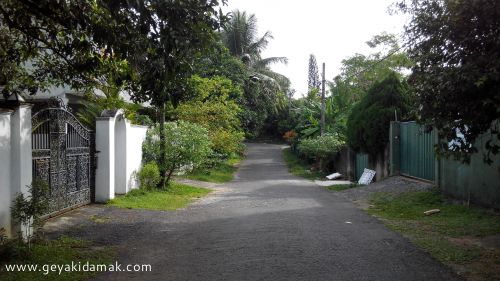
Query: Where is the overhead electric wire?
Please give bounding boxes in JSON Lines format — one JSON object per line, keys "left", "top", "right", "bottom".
{"left": 340, "top": 43, "right": 408, "bottom": 83}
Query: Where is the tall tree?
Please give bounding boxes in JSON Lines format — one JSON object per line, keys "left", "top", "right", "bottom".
{"left": 1, "top": 0, "right": 227, "bottom": 187}
{"left": 221, "top": 9, "right": 290, "bottom": 137}
{"left": 334, "top": 32, "right": 412, "bottom": 102}
{"left": 307, "top": 54, "right": 320, "bottom": 93}
{"left": 222, "top": 10, "right": 290, "bottom": 92}
{"left": 0, "top": 0, "right": 124, "bottom": 98}
{"left": 398, "top": 0, "right": 500, "bottom": 163}
{"left": 103, "top": 0, "right": 226, "bottom": 187}
{"left": 347, "top": 72, "right": 411, "bottom": 155}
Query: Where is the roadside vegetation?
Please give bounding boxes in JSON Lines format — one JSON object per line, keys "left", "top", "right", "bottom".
{"left": 368, "top": 190, "right": 500, "bottom": 280}
{"left": 278, "top": 33, "right": 412, "bottom": 178}
{"left": 108, "top": 182, "right": 210, "bottom": 211}
{"left": 282, "top": 147, "right": 326, "bottom": 180}
{"left": 2, "top": 1, "right": 499, "bottom": 279}
{"left": 324, "top": 184, "right": 358, "bottom": 192}
{"left": 182, "top": 154, "right": 242, "bottom": 183}
{"left": 0, "top": 236, "right": 115, "bottom": 281}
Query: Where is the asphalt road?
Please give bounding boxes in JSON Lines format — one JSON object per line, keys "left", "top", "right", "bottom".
{"left": 49, "top": 143, "right": 458, "bottom": 281}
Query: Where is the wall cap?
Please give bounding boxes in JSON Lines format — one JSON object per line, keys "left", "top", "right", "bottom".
{"left": 96, "top": 116, "right": 114, "bottom": 121}
{"left": 0, "top": 108, "right": 14, "bottom": 115}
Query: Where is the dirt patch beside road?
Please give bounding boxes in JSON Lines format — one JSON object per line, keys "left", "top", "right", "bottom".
{"left": 337, "top": 176, "right": 434, "bottom": 209}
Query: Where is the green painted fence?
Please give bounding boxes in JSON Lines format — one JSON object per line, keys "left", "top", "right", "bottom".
{"left": 399, "top": 121, "right": 436, "bottom": 181}
{"left": 355, "top": 153, "right": 369, "bottom": 180}
{"left": 438, "top": 128, "right": 500, "bottom": 208}
{"left": 389, "top": 121, "right": 499, "bottom": 207}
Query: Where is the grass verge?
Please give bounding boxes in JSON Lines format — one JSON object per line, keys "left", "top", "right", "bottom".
{"left": 282, "top": 147, "right": 326, "bottom": 180}
{"left": 325, "top": 184, "right": 359, "bottom": 192}
{"left": 107, "top": 182, "right": 210, "bottom": 210}
{"left": 368, "top": 190, "right": 500, "bottom": 280}
{"left": 182, "top": 155, "right": 242, "bottom": 183}
{"left": 0, "top": 236, "right": 114, "bottom": 281}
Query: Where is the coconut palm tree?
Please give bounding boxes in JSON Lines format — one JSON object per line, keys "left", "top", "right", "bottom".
{"left": 222, "top": 10, "right": 290, "bottom": 92}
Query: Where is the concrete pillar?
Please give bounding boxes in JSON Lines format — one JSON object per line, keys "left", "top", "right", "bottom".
{"left": 10, "top": 105, "right": 33, "bottom": 196}
{"left": 114, "top": 117, "right": 127, "bottom": 194}
{"left": 0, "top": 109, "right": 13, "bottom": 237}
{"left": 11, "top": 105, "right": 33, "bottom": 237}
{"left": 95, "top": 117, "right": 115, "bottom": 202}
{"left": 389, "top": 121, "right": 401, "bottom": 176}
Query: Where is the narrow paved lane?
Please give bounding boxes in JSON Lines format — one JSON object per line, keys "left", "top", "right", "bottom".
{"left": 54, "top": 143, "right": 458, "bottom": 280}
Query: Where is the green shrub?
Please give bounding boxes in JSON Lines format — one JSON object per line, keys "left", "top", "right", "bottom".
{"left": 142, "top": 121, "right": 212, "bottom": 185}
{"left": 138, "top": 162, "right": 161, "bottom": 190}
{"left": 10, "top": 180, "right": 49, "bottom": 248}
{"left": 347, "top": 72, "right": 412, "bottom": 155}
{"left": 176, "top": 75, "right": 245, "bottom": 156}
{"left": 298, "top": 134, "right": 345, "bottom": 162}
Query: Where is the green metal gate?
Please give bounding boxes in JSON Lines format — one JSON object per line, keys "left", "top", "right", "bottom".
{"left": 399, "top": 122, "right": 436, "bottom": 181}
{"left": 355, "top": 153, "right": 369, "bottom": 180}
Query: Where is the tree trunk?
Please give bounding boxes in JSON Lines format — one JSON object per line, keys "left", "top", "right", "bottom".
{"left": 158, "top": 102, "right": 167, "bottom": 189}
{"left": 165, "top": 164, "right": 176, "bottom": 187}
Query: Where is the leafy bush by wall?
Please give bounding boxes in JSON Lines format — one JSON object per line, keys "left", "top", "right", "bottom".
{"left": 138, "top": 162, "right": 161, "bottom": 190}
{"left": 347, "top": 72, "right": 412, "bottom": 155}
{"left": 298, "top": 134, "right": 345, "bottom": 161}
{"left": 142, "top": 121, "right": 212, "bottom": 185}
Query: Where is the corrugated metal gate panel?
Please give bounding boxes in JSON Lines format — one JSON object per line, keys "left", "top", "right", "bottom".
{"left": 400, "top": 122, "right": 436, "bottom": 181}
{"left": 355, "top": 153, "right": 369, "bottom": 180}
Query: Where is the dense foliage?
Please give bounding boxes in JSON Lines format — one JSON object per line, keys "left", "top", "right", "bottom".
{"left": 137, "top": 162, "right": 161, "bottom": 190}
{"left": 298, "top": 135, "right": 345, "bottom": 162}
{"left": 347, "top": 72, "right": 411, "bottom": 155}
{"left": 278, "top": 33, "right": 412, "bottom": 145}
{"left": 398, "top": 0, "right": 500, "bottom": 163}
{"left": 76, "top": 82, "right": 151, "bottom": 129}
{"left": 222, "top": 10, "right": 290, "bottom": 139}
{"left": 176, "top": 75, "right": 244, "bottom": 156}
{"left": 0, "top": 0, "right": 228, "bottom": 187}
{"left": 142, "top": 121, "right": 212, "bottom": 185}
{"left": 0, "top": 0, "right": 125, "bottom": 96}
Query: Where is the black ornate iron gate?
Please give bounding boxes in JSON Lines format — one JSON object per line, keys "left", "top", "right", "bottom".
{"left": 31, "top": 98, "right": 95, "bottom": 216}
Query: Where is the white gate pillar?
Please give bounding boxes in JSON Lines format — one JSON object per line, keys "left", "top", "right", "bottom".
{"left": 0, "top": 109, "right": 13, "bottom": 237}
{"left": 95, "top": 116, "right": 115, "bottom": 202}
{"left": 114, "top": 116, "right": 127, "bottom": 194}
{"left": 0, "top": 104, "right": 33, "bottom": 238}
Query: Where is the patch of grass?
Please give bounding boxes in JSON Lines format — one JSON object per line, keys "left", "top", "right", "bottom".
{"left": 382, "top": 220, "right": 483, "bottom": 263}
{"left": 107, "top": 182, "right": 211, "bottom": 210}
{"left": 89, "top": 215, "right": 110, "bottom": 224}
{"left": 369, "top": 190, "right": 500, "bottom": 237}
{"left": 325, "top": 184, "right": 359, "bottom": 192}
{"left": 0, "top": 236, "right": 114, "bottom": 281}
{"left": 183, "top": 155, "right": 241, "bottom": 183}
{"left": 368, "top": 190, "right": 500, "bottom": 278}
{"left": 282, "top": 147, "right": 326, "bottom": 180}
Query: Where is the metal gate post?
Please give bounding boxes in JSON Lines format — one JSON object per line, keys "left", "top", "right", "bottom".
{"left": 389, "top": 121, "right": 401, "bottom": 176}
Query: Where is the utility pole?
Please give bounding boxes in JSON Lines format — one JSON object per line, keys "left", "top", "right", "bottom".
{"left": 320, "top": 62, "right": 326, "bottom": 136}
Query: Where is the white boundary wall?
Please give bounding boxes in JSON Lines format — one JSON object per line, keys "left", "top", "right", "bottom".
{"left": 95, "top": 111, "right": 148, "bottom": 202}
{"left": 0, "top": 105, "right": 147, "bottom": 236}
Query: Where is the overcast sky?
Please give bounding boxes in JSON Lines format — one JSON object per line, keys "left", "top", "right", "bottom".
{"left": 223, "top": 0, "right": 408, "bottom": 97}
